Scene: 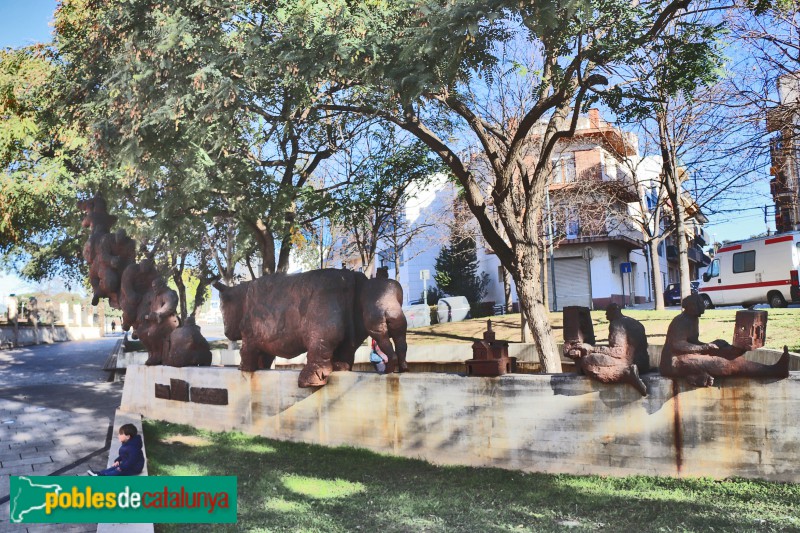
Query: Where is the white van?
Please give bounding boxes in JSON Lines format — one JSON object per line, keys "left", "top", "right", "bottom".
{"left": 699, "top": 232, "right": 800, "bottom": 308}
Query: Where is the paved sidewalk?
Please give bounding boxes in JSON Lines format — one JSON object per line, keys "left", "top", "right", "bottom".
{"left": 0, "top": 338, "right": 122, "bottom": 532}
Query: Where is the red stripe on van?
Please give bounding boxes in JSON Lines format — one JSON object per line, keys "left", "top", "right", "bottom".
{"left": 765, "top": 235, "right": 794, "bottom": 245}
{"left": 699, "top": 279, "right": 791, "bottom": 292}
{"left": 716, "top": 244, "right": 741, "bottom": 253}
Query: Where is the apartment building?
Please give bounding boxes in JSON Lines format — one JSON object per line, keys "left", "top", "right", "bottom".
{"left": 323, "top": 110, "right": 709, "bottom": 310}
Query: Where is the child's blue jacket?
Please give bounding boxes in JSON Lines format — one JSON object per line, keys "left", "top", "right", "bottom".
{"left": 115, "top": 434, "right": 145, "bottom": 475}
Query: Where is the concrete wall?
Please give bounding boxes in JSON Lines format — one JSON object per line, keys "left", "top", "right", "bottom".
{"left": 0, "top": 325, "right": 103, "bottom": 347}
{"left": 119, "top": 344, "right": 799, "bottom": 374}
{"left": 120, "top": 366, "right": 800, "bottom": 482}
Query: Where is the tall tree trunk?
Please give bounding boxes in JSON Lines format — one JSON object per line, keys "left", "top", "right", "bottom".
{"left": 171, "top": 252, "right": 188, "bottom": 323}
{"left": 649, "top": 238, "right": 665, "bottom": 310}
{"left": 247, "top": 218, "right": 277, "bottom": 275}
{"left": 514, "top": 241, "right": 561, "bottom": 371}
{"left": 190, "top": 279, "right": 212, "bottom": 319}
{"left": 659, "top": 112, "right": 692, "bottom": 299}
{"left": 674, "top": 206, "right": 692, "bottom": 299}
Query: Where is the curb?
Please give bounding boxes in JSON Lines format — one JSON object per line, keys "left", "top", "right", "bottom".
{"left": 95, "top": 410, "right": 152, "bottom": 533}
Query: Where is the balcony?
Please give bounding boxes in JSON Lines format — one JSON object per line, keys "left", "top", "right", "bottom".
{"left": 693, "top": 230, "right": 707, "bottom": 248}
{"left": 767, "top": 106, "right": 795, "bottom": 133}
{"left": 687, "top": 246, "right": 710, "bottom": 266}
{"left": 556, "top": 220, "right": 643, "bottom": 250}
{"left": 770, "top": 177, "right": 793, "bottom": 198}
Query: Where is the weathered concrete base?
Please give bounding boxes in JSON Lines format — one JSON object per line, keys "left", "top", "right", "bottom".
{"left": 0, "top": 324, "right": 103, "bottom": 348}
{"left": 120, "top": 343, "right": 800, "bottom": 375}
{"left": 120, "top": 366, "right": 800, "bottom": 482}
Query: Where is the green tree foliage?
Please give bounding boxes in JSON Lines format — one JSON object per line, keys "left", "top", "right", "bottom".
{"left": 266, "top": 0, "right": 718, "bottom": 371}
{"left": 53, "top": 0, "right": 365, "bottom": 276}
{"left": 433, "top": 230, "right": 489, "bottom": 306}
{"left": 0, "top": 46, "right": 99, "bottom": 284}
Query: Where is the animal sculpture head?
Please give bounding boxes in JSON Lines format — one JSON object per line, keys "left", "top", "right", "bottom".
{"left": 212, "top": 281, "right": 251, "bottom": 341}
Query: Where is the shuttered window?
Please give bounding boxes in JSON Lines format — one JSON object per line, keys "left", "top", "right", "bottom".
{"left": 550, "top": 258, "right": 591, "bottom": 310}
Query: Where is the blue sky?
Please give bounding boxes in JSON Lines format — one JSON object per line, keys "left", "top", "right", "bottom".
{"left": 0, "top": 0, "right": 57, "bottom": 296}
{"left": 0, "top": 1, "right": 774, "bottom": 294}
{"left": 0, "top": 1, "right": 56, "bottom": 48}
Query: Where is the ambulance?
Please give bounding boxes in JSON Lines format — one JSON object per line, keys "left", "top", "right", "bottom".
{"left": 699, "top": 232, "right": 800, "bottom": 308}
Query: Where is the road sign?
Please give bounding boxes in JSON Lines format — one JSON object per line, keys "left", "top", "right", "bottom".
{"left": 620, "top": 262, "right": 632, "bottom": 274}
{"left": 420, "top": 269, "right": 430, "bottom": 280}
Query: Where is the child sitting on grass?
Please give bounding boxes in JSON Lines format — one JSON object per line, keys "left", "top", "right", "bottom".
{"left": 88, "top": 423, "right": 145, "bottom": 476}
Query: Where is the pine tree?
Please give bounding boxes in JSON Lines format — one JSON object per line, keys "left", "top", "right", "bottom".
{"left": 433, "top": 229, "right": 489, "bottom": 306}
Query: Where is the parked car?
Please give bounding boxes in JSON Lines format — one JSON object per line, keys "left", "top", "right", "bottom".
{"left": 663, "top": 281, "right": 699, "bottom": 306}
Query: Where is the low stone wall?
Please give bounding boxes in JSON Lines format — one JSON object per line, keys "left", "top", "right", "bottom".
{"left": 0, "top": 325, "right": 103, "bottom": 347}
{"left": 121, "top": 366, "right": 800, "bottom": 482}
{"left": 119, "top": 343, "right": 799, "bottom": 375}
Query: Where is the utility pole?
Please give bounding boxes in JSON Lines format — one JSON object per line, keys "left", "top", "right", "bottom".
{"left": 546, "top": 189, "right": 557, "bottom": 311}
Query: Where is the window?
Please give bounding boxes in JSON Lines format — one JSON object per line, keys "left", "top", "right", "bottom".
{"left": 551, "top": 154, "right": 576, "bottom": 183}
{"left": 565, "top": 207, "right": 579, "bottom": 239}
{"left": 708, "top": 259, "right": 720, "bottom": 277}
{"left": 602, "top": 153, "right": 617, "bottom": 181}
{"left": 732, "top": 251, "right": 756, "bottom": 273}
{"left": 497, "top": 265, "right": 505, "bottom": 282}
{"left": 645, "top": 188, "right": 658, "bottom": 210}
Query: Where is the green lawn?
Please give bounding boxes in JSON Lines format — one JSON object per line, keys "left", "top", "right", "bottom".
{"left": 124, "top": 308, "right": 800, "bottom": 353}
{"left": 144, "top": 420, "right": 800, "bottom": 533}
{"left": 407, "top": 309, "right": 800, "bottom": 352}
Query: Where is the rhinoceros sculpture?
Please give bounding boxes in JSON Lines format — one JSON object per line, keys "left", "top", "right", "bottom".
{"left": 214, "top": 269, "right": 408, "bottom": 387}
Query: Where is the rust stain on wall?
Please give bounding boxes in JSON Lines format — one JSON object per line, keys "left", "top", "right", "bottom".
{"left": 672, "top": 380, "right": 683, "bottom": 475}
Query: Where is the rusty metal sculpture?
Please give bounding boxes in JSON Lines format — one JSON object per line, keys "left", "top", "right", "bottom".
{"left": 214, "top": 270, "right": 408, "bottom": 387}
{"left": 660, "top": 294, "right": 789, "bottom": 387}
{"left": 79, "top": 194, "right": 211, "bottom": 367}
{"left": 564, "top": 304, "right": 649, "bottom": 396}
{"left": 465, "top": 320, "right": 516, "bottom": 376}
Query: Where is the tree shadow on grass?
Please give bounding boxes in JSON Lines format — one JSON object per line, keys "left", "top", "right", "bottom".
{"left": 145, "top": 421, "right": 799, "bottom": 533}
{"left": 406, "top": 330, "right": 479, "bottom": 343}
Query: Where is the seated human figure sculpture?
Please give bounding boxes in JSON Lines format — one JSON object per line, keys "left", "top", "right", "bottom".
{"left": 139, "top": 277, "right": 180, "bottom": 365}
{"left": 565, "top": 303, "right": 649, "bottom": 396}
{"left": 660, "top": 293, "right": 789, "bottom": 387}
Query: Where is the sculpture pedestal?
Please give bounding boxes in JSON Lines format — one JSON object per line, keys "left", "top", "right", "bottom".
{"left": 120, "top": 365, "right": 800, "bottom": 483}
{"left": 465, "top": 357, "right": 516, "bottom": 376}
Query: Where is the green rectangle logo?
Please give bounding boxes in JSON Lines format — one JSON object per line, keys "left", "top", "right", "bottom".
{"left": 9, "top": 476, "right": 237, "bottom": 523}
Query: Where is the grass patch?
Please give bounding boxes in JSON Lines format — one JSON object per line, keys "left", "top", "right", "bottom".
{"left": 144, "top": 420, "right": 800, "bottom": 532}
{"left": 409, "top": 309, "right": 800, "bottom": 352}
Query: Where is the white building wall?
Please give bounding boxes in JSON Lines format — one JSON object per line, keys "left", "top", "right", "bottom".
{"left": 397, "top": 173, "right": 456, "bottom": 304}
